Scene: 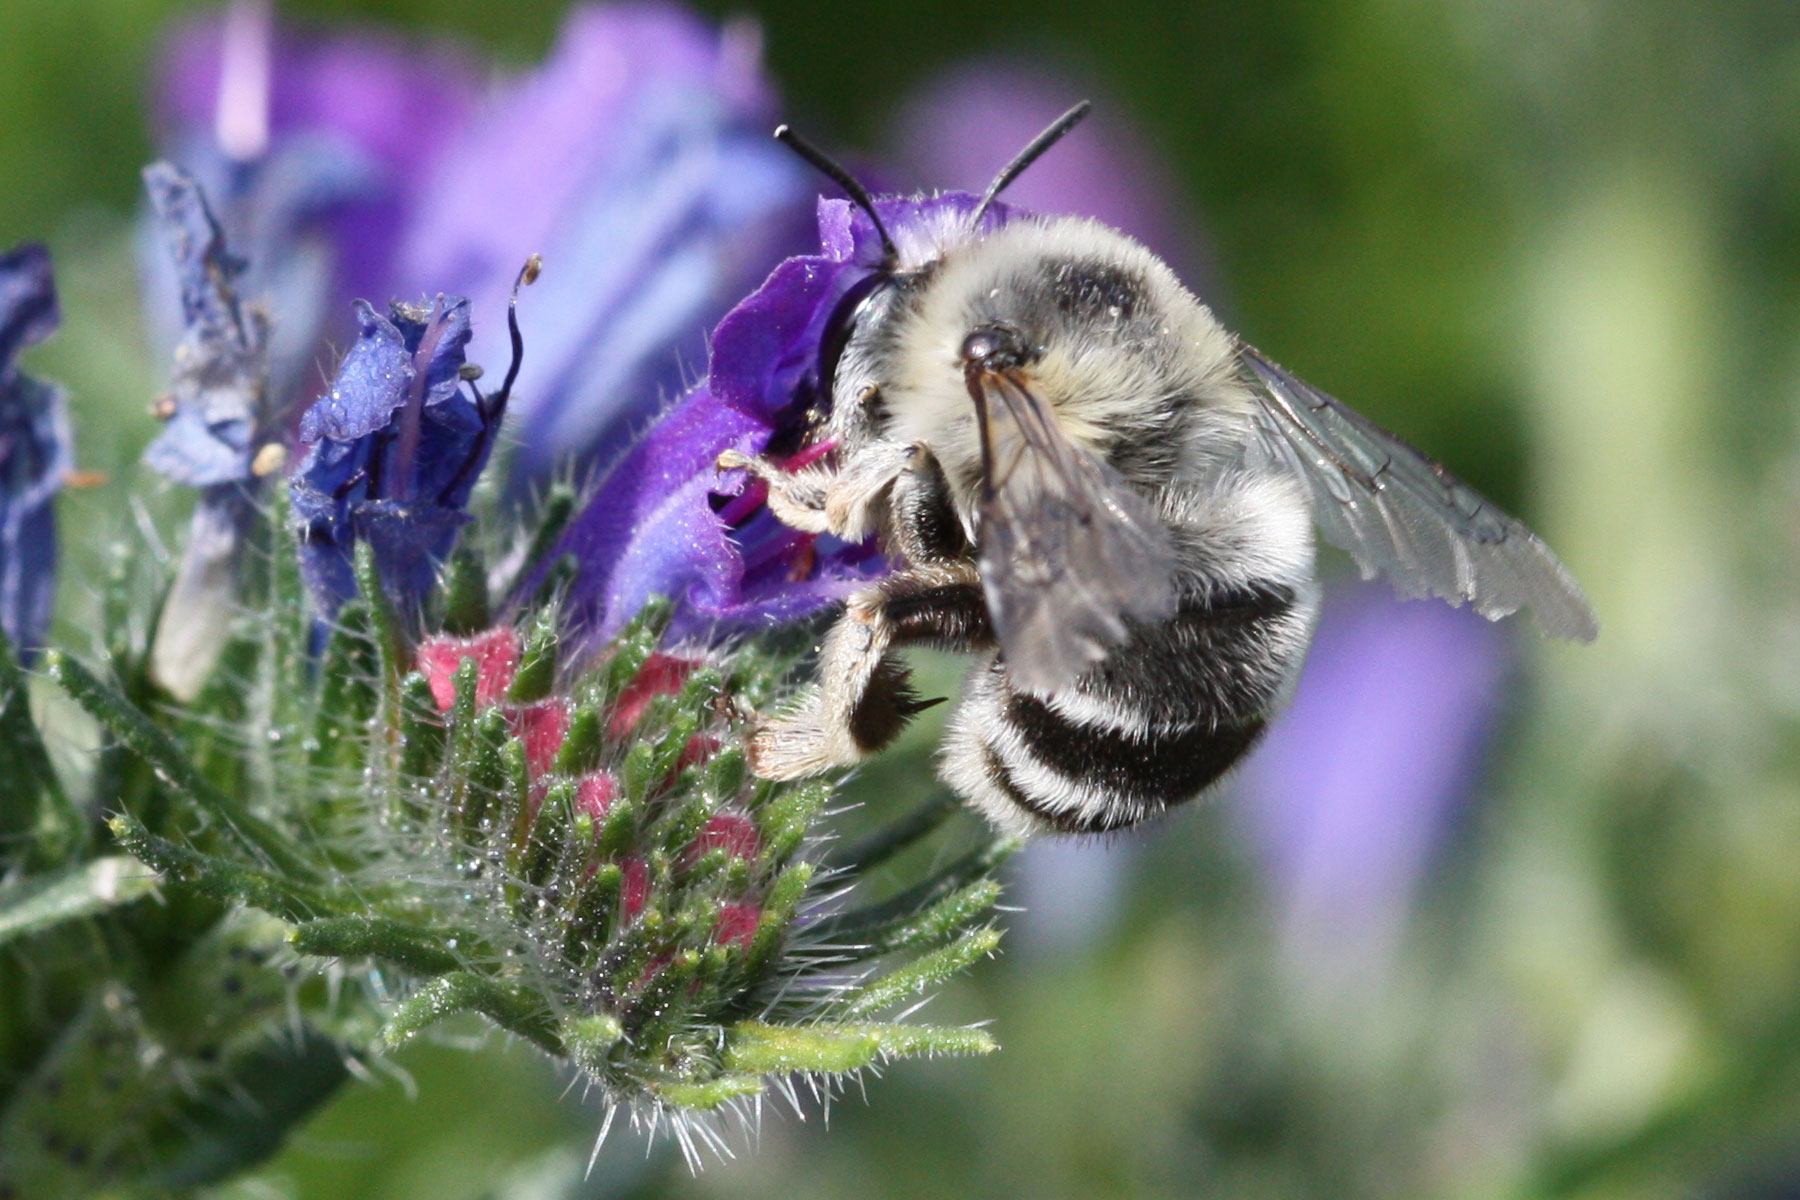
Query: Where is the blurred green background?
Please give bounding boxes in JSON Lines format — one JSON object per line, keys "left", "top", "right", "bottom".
{"left": 9, "top": 1, "right": 1800, "bottom": 1197}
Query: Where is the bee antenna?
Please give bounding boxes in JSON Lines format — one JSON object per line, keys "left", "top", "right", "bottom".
{"left": 774, "top": 124, "right": 898, "bottom": 265}
{"left": 972, "top": 100, "right": 1093, "bottom": 227}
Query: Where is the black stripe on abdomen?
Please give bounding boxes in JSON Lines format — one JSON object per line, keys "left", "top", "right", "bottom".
{"left": 1004, "top": 692, "right": 1266, "bottom": 817}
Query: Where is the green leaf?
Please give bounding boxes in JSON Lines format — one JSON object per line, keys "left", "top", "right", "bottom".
{"left": 310, "top": 598, "right": 380, "bottom": 774}
{"left": 379, "top": 972, "right": 563, "bottom": 1057}
{"left": 838, "top": 926, "right": 1004, "bottom": 1018}
{"left": 551, "top": 706, "right": 603, "bottom": 776}
{"left": 0, "top": 916, "right": 312, "bottom": 1196}
{"left": 854, "top": 878, "right": 1004, "bottom": 955}
{"left": 0, "top": 857, "right": 158, "bottom": 947}
{"left": 723, "top": 1020, "right": 997, "bottom": 1075}
{"left": 603, "top": 596, "right": 674, "bottom": 698}
{"left": 507, "top": 609, "right": 559, "bottom": 703}
{"left": 287, "top": 915, "right": 471, "bottom": 976}
{"left": 353, "top": 540, "right": 409, "bottom": 680}
{"left": 146, "top": 1025, "right": 350, "bottom": 1190}
{"left": 439, "top": 544, "right": 490, "bottom": 636}
{"left": 263, "top": 484, "right": 312, "bottom": 706}
{"left": 649, "top": 1074, "right": 765, "bottom": 1111}
{"left": 48, "top": 652, "right": 316, "bottom": 881}
{"left": 108, "top": 815, "right": 338, "bottom": 924}
{"left": 756, "top": 780, "right": 832, "bottom": 863}
{"left": 746, "top": 861, "right": 813, "bottom": 972}
{"left": 397, "top": 671, "right": 448, "bottom": 782}
{"left": 558, "top": 1013, "right": 624, "bottom": 1071}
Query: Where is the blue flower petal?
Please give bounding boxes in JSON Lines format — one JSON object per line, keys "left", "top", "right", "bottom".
{"left": 297, "top": 300, "right": 411, "bottom": 445}
{"left": 0, "top": 242, "right": 58, "bottom": 371}
{"left": 0, "top": 244, "right": 72, "bottom": 658}
{"left": 140, "top": 162, "right": 269, "bottom": 489}
{"left": 392, "top": 294, "right": 474, "bottom": 412}
{"left": 354, "top": 499, "right": 471, "bottom": 617}
{"left": 290, "top": 291, "right": 493, "bottom": 620}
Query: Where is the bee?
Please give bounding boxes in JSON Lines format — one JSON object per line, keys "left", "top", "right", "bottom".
{"left": 719, "top": 104, "right": 1597, "bottom": 838}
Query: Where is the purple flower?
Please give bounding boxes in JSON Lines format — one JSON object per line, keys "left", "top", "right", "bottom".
{"left": 288, "top": 292, "right": 499, "bottom": 619}
{"left": 141, "top": 163, "right": 268, "bottom": 490}
{"left": 390, "top": 3, "right": 812, "bottom": 479}
{"left": 1234, "top": 585, "right": 1510, "bottom": 996}
{"left": 0, "top": 244, "right": 71, "bottom": 659}
{"left": 153, "top": 3, "right": 812, "bottom": 484}
{"left": 550, "top": 193, "right": 1006, "bottom": 645}
{"left": 148, "top": 0, "right": 476, "bottom": 411}
{"left": 141, "top": 163, "right": 277, "bottom": 699}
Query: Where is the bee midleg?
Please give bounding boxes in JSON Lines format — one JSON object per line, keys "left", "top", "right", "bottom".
{"left": 940, "top": 581, "right": 1317, "bottom": 838}
{"left": 886, "top": 442, "right": 973, "bottom": 565}
{"left": 747, "top": 560, "right": 993, "bottom": 780}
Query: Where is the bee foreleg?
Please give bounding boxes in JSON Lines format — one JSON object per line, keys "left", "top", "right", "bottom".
{"left": 719, "top": 441, "right": 913, "bottom": 541}
{"left": 748, "top": 562, "right": 992, "bottom": 780}
{"left": 717, "top": 448, "right": 835, "bottom": 534}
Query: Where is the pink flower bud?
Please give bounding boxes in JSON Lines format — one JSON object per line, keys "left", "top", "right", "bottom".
{"left": 608, "top": 652, "right": 697, "bottom": 736}
{"left": 620, "top": 855, "right": 650, "bottom": 921}
{"left": 508, "top": 697, "right": 571, "bottom": 778}
{"left": 575, "top": 772, "right": 618, "bottom": 825}
{"left": 417, "top": 626, "right": 519, "bottom": 710}
{"left": 688, "top": 811, "right": 759, "bottom": 867}
{"left": 714, "top": 903, "right": 760, "bottom": 949}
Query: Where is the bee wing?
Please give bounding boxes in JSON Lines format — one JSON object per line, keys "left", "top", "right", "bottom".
{"left": 970, "top": 369, "right": 1179, "bottom": 695}
{"left": 1239, "top": 343, "right": 1597, "bottom": 640}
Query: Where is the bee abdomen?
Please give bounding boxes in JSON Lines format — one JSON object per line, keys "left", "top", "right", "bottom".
{"left": 986, "top": 695, "right": 1267, "bottom": 834}
{"left": 939, "top": 583, "right": 1312, "bottom": 836}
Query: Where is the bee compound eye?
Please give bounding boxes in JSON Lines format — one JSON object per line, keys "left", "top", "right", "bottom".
{"left": 960, "top": 324, "right": 1029, "bottom": 372}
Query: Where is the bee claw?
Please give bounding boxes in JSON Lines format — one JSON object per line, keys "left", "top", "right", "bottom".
{"left": 895, "top": 693, "right": 948, "bottom": 717}
{"left": 716, "top": 448, "right": 752, "bottom": 471}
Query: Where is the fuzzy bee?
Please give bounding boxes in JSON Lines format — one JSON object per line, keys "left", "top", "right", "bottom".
{"left": 719, "top": 104, "right": 1596, "bottom": 838}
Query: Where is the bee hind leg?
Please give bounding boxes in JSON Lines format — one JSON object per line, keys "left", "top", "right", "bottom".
{"left": 748, "top": 562, "right": 990, "bottom": 780}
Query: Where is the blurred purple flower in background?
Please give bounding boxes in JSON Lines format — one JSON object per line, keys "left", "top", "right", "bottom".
{"left": 141, "top": 162, "right": 275, "bottom": 698}
{"left": 1236, "top": 585, "right": 1510, "bottom": 996}
{"left": 0, "top": 244, "right": 71, "bottom": 660}
{"left": 151, "top": 2, "right": 813, "bottom": 485}
{"left": 149, "top": 0, "right": 475, "bottom": 413}
{"left": 390, "top": 3, "right": 812, "bottom": 481}
{"left": 889, "top": 61, "right": 1213, "bottom": 298}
